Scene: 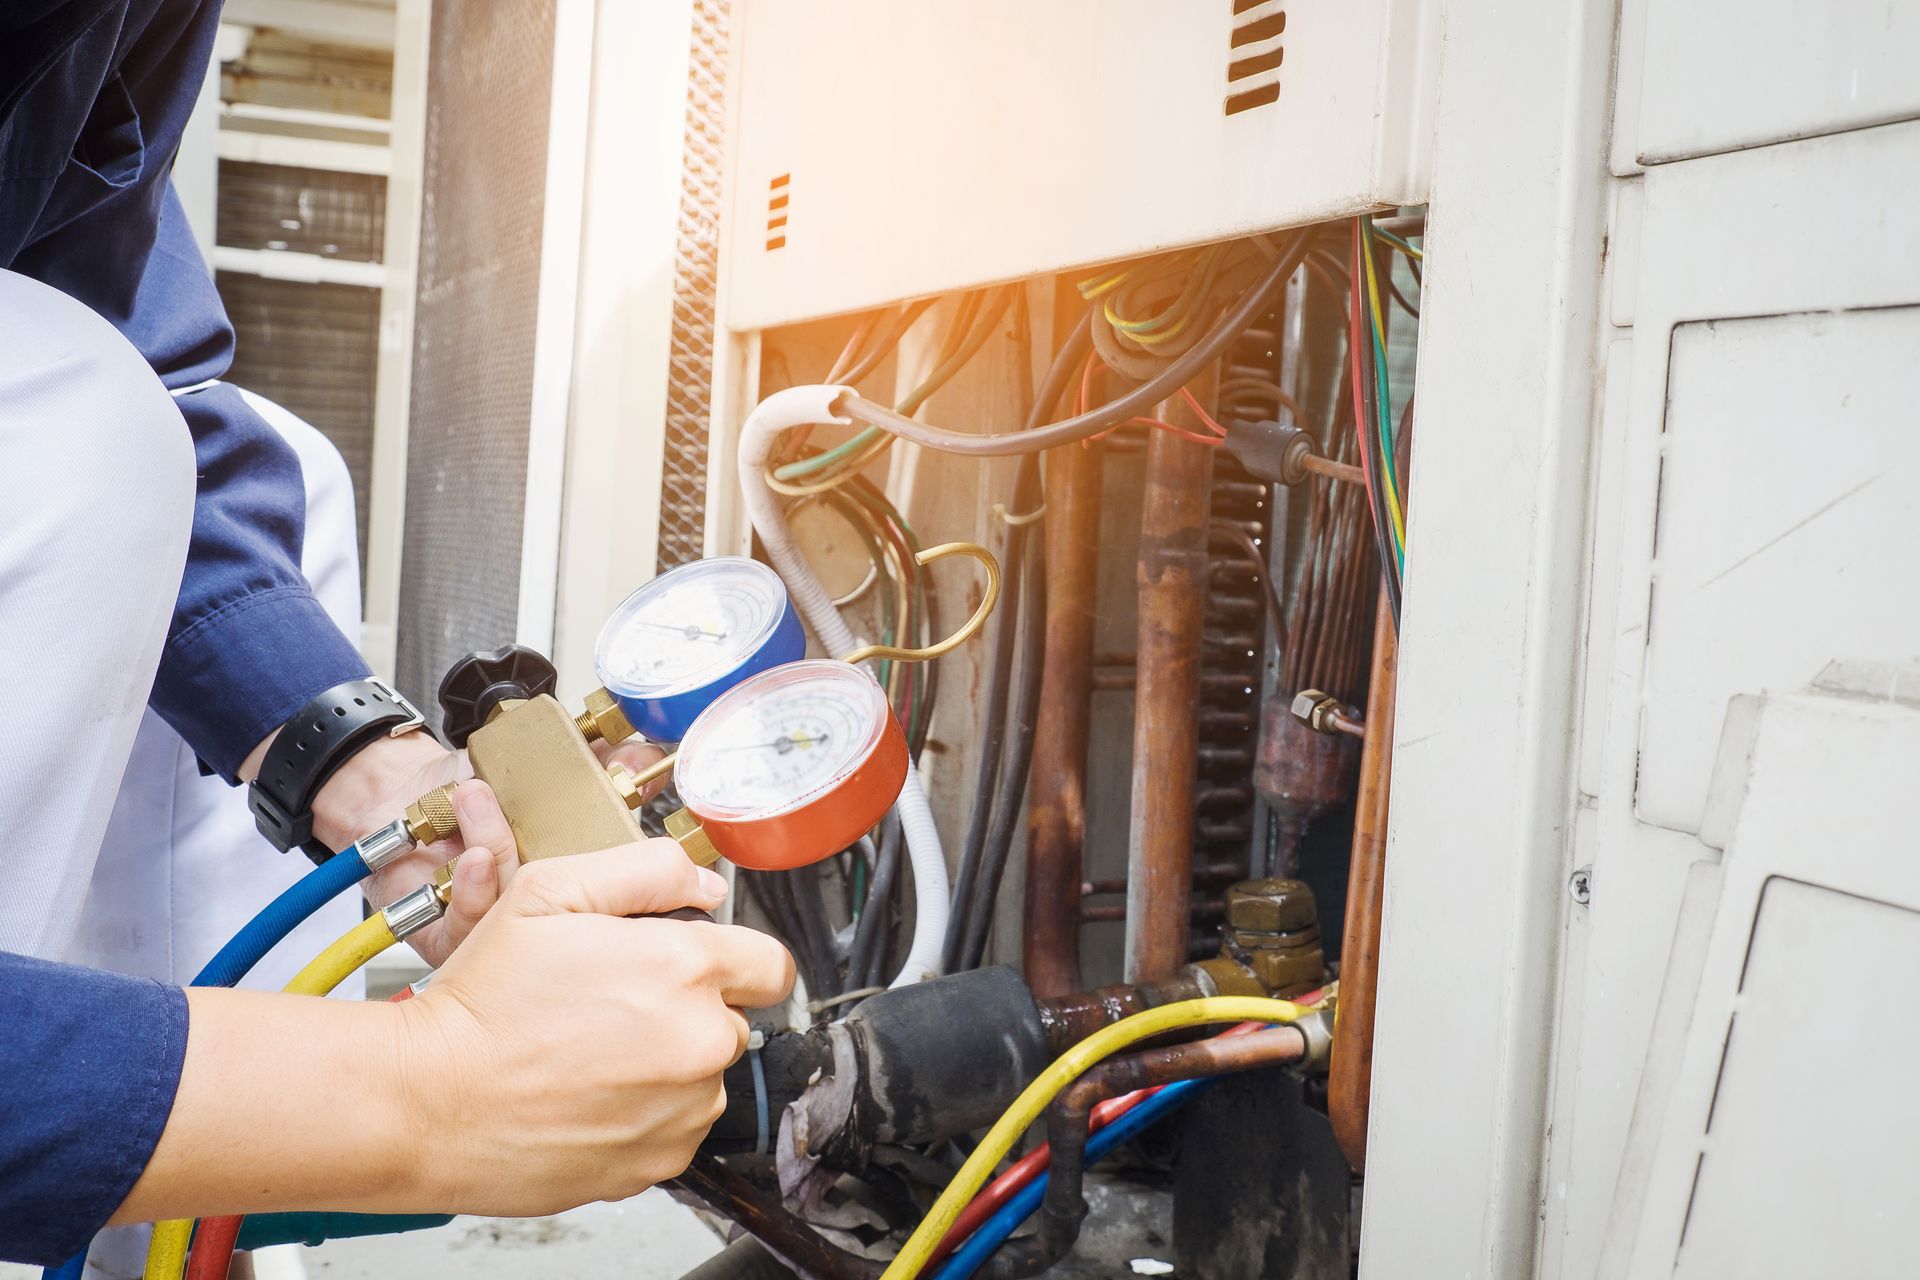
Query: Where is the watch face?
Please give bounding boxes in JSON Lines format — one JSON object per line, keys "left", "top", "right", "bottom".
{"left": 675, "top": 661, "right": 892, "bottom": 820}
{"left": 595, "top": 557, "right": 790, "bottom": 699}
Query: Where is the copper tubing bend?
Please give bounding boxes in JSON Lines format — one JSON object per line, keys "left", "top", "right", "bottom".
{"left": 1023, "top": 437, "right": 1105, "bottom": 997}
{"left": 1328, "top": 594, "right": 1398, "bottom": 1172}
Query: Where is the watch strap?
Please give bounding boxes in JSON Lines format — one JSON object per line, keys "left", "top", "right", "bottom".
{"left": 249, "top": 678, "right": 425, "bottom": 863}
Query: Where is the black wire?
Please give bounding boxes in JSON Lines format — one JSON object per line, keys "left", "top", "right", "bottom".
{"left": 838, "top": 230, "right": 1311, "bottom": 457}
{"left": 839, "top": 297, "right": 939, "bottom": 387}
{"left": 853, "top": 813, "right": 903, "bottom": 988}
{"left": 940, "top": 294, "right": 1086, "bottom": 970}
{"left": 1386, "top": 272, "right": 1420, "bottom": 319}
{"left": 958, "top": 524, "right": 1046, "bottom": 971}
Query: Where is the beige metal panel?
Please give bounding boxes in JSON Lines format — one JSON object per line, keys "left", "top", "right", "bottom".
{"left": 722, "top": 0, "right": 1438, "bottom": 329}
{"left": 361, "top": 0, "right": 429, "bottom": 681}
{"left": 550, "top": 0, "right": 700, "bottom": 703}
{"left": 1615, "top": 683, "right": 1920, "bottom": 1277}
{"left": 1624, "top": 0, "right": 1920, "bottom": 166}
{"left": 1564, "top": 119, "right": 1920, "bottom": 1280}
{"left": 1359, "top": 0, "right": 1618, "bottom": 1272}
{"left": 1637, "top": 308, "right": 1919, "bottom": 833}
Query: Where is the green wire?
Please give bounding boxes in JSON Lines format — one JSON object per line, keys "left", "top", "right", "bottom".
{"left": 1373, "top": 226, "right": 1423, "bottom": 260}
{"left": 775, "top": 287, "right": 1010, "bottom": 483}
{"left": 1362, "top": 218, "right": 1406, "bottom": 574}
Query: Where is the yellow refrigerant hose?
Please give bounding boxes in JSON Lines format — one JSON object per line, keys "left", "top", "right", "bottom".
{"left": 879, "top": 995, "right": 1308, "bottom": 1280}
{"left": 144, "top": 912, "right": 401, "bottom": 1280}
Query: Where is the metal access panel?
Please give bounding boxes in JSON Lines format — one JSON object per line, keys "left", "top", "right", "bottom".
{"left": 723, "top": 0, "right": 1438, "bottom": 328}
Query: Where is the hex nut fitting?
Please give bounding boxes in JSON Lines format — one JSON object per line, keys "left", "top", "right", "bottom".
{"left": 1225, "top": 877, "right": 1320, "bottom": 934}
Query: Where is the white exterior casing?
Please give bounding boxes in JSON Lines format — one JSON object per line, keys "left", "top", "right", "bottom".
{"left": 722, "top": 0, "right": 1439, "bottom": 328}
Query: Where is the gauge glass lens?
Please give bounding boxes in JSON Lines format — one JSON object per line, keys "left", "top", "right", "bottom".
{"left": 595, "top": 557, "right": 786, "bottom": 698}
{"left": 677, "top": 661, "right": 890, "bottom": 820}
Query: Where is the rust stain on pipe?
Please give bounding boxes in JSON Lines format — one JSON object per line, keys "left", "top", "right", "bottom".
{"left": 1023, "top": 437, "right": 1105, "bottom": 998}
{"left": 1328, "top": 593, "right": 1397, "bottom": 1172}
{"left": 1125, "top": 369, "right": 1217, "bottom": 983}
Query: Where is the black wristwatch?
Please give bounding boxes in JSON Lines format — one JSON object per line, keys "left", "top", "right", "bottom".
{"left": 248, "top": 677, "right": 427, "bottom": 864}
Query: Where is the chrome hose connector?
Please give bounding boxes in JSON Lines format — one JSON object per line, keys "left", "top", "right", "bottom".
{"left": 381, "top": 883, "right": 445, "bottom": 942}
{"left": 355, "top": 819, "right": 414, "bottom": 872}
{"left": 1292, "top": 1007, "right": 1336, "bottom": 1074}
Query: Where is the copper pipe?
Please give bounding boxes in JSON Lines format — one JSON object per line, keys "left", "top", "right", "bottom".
{"left": 1022, "top": 437, "right": 1105, "bottom": 998}
{"left": 1082, "top": 900, "right": 1225, "bottom": 925}
{"left": 1300, "top": 452, "right": 1367, "bottom": 487}
{"left": 673, "top": 1154, "right": 879, "bottom": 1280}
{"left": 1328, "top": 593, "right": 1398, "bottom": 1172}
{"left": 1124, "top": 369, "right": 1217, "bottom": 982}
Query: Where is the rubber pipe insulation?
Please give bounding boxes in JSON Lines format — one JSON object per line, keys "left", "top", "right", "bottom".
{"left": 736, "top": 385, "right": 949, "bottom": 987}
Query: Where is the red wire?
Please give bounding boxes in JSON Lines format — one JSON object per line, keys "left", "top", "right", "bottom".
{"left": 185, "top": 1215, "right": 243, "bottom": 1280}
{"left": 1175, "top": 386, "right": 1229, "bottom": 437}
{"left": 1125, "top": 417, "right": 1223, "bottom": 448}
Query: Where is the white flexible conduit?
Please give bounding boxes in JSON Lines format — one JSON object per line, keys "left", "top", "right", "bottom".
{"left": 736, "top": 385, "right": 949, "bottom": 987}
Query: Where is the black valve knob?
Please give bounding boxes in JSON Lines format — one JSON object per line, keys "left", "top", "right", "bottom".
{"left": 437, "top": 644, "right": 559, "bottom": 747}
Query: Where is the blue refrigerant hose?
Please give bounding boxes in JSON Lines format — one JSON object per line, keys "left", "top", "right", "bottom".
{"left": 190, "top": 844, "right": 374, "bottom": 988}
{"left": 928, "top": 1076, "right": 1215, "bottom": 1280}
{"left": 43, "top": 835, "right": 390, "bottom": 1280}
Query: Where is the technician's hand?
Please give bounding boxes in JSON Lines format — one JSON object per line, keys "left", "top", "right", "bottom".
{"left": 300, "top": 732, "right": 666, "bottom": 964}
{"left": 115, "top": 838, "right": 791, "bottom": 1227}
{"left": 400, "top": 841, "right": 794, "bottom": 1214}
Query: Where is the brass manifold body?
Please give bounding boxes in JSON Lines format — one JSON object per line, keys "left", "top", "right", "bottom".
{"left": 408, "top": 687, "right": 709, "bottom": 904}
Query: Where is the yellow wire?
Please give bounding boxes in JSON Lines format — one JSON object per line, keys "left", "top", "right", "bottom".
{"left": 1361, "top": 235, "right": 1408, "bottom": 552}
{"left": 879, "top": 996, "right": 1304, "bottom": 1280}
{"left": 145, "top": 913, "right": 400, "bottom": 1280}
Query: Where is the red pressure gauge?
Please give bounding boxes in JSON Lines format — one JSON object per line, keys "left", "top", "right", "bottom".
{"left": 672, "top": 660, "right": 908, "bottom": 871}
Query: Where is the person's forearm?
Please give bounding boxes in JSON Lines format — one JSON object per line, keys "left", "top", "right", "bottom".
{"left": 111, "top": 988, "right": 427, "bottom": 1224}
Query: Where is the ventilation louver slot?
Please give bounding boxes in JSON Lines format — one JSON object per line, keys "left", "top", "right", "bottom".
{"left": 1225, "top": 1, "right": 1285, "bottom": 116}
{"left": 766, "top": 173, "right": 789, "bottom": 250}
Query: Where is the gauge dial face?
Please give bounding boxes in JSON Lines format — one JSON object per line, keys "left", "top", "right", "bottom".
{"left": 676, "top": 661, "right": 891, "bottom": 820}
{"left": 595, "top": 557, "right": 788, "bottom": 699}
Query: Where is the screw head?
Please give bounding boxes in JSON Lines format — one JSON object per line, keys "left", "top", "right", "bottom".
{"left": 1568, "top": 866, "right": 1593, "bottom": 905}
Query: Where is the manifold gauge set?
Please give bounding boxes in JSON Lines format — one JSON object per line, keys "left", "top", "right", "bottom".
{"left": 594, "top": 556, "right": 910, "bottom": 873}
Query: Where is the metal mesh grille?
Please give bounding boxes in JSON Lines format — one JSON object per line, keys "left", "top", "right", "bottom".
{"left": 653, "top": 0, "right": 732, "bottom": 571}
{"left": 396, "top": 0, "right": 557, "bottom": 722}
{"left": 219, "top": 271, "right": 381, "bottom": 576}
{"left": 216, "top": 161, "right": 386, "bottom": 261}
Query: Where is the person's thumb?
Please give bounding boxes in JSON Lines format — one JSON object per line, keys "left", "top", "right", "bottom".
{"left": 438, "top": 844, "right": 501, "bottom": 951}
{"left": 504, "top": 840, "right": 728, "bottom": 920}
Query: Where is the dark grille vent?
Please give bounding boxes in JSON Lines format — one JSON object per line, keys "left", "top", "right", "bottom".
{"left": 1225, "top": 2, "right": 1285, "bottom": 117}
{"left": 216, "top": 161, "right": 386, "bottom": 261}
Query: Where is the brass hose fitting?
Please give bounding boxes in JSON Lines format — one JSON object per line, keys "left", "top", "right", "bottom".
{"left": 575, "top": 687, "right": 638, "bottom": 746}
{"left": 404, "top": 784, "right": 460, "bottom": 845}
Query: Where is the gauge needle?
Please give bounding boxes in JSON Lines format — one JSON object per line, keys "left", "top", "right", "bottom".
{"left": 711, "top": 733, "right": 827, "bottom": 755}
{"left": 640, "top": 621, "right": 729, "bottom": 641}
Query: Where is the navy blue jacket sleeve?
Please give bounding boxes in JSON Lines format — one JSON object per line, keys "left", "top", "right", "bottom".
{"left": 10, "top": 0, "right": 370, "bottom": 779}
{"left": 0, "top": 951, "right": 188, "bottom": 1266}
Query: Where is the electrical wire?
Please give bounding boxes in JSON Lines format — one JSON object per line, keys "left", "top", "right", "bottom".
{"left": 876, "top": 996, "right": 1306, "bottom": 1280}
{"left": 836, "top": 231, "right": 1311, "bottom": 459}
{"left": 776, "top": 286, "right": 1014, "bottom": 487}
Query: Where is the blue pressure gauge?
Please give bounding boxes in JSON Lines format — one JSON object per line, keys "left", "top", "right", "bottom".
{"left": 593, "top": 557, "right": 805, "bottom": 744}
